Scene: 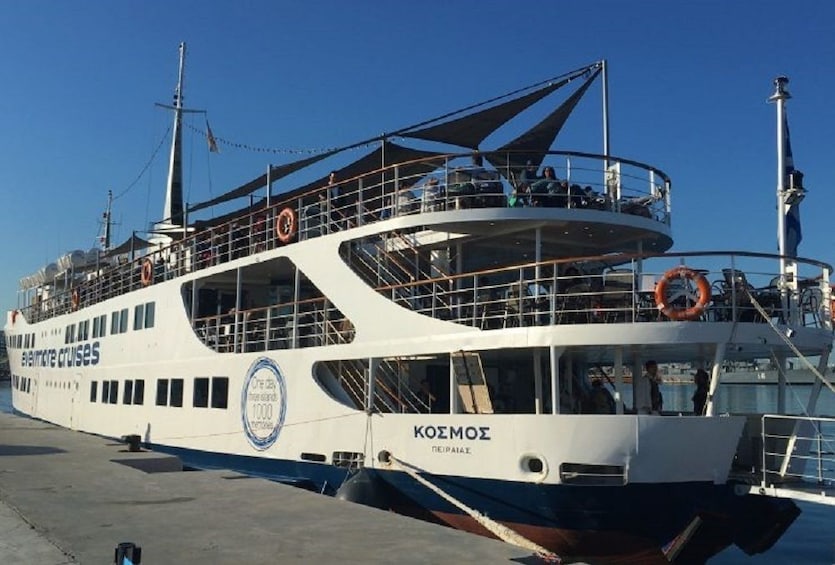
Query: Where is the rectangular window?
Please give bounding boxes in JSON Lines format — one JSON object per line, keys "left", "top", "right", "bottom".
{"left": 102, "top": 380, "right": 110, "bottom": 403}
{"left": 123, "top": 380, "right": 133, "bottom": 405}
{"left": 211, "top": 377, "right": 229, "bottom": 409}
{"left": 193, "top": 377, "right": 209, "bottom": 408}
{"left": 90, "top": 381, "right": 98, "bottom": 402}
{"left": 134, "top": 304, "right": 145, "bottom": 330}
{"left": 170, "top": 378, "right": 184, "bottom": 407}
{"left": 92, "top": 317, "right": 100, "bottom": 338}
{"left": 111, "top": 311, "right": 119, "bottom": 334}
{"left": 99, "top": 315, "right": 107, "bottom": 337}
{"left": 109, "top": 380, "right": 118, "bottom": 404}
{"left": 133, "top": 380, "right": 145, "bottom": 405}
{"left": 144, "top": 302, "right": 155, "bottom": 328}
{"left": 156, "top": 379, "right": 169, "bottom": 406}
{"left": 31, "top": 334, "right": 35, "bottom": 348}
{"left": 119, "top": 308, "right": 129, "bottom": 333}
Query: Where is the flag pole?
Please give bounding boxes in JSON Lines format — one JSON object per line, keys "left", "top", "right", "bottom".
{"left": 768, "top": 76, "right": 792, "bottom": 322}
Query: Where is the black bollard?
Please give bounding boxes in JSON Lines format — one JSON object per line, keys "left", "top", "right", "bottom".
{"left": 114, "top": 541, "right": 142, "bottom": 564}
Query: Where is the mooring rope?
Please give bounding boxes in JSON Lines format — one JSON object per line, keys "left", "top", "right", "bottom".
{"left": 744, "top": 288, "right": 835, "bottom": 395}
{"left": 384, "top": 452, "right": 561, "bottom": 563}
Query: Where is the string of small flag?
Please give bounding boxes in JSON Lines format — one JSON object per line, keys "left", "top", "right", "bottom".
{"left": 187, "top": 121, "right": 373, "bottom": 155}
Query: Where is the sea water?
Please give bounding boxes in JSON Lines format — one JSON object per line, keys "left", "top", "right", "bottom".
{"left": 1, "top": 381, "right": 832, "bottom": 562}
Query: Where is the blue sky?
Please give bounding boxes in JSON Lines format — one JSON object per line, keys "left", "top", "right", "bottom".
{"left": 2, "top": 1, "right": 835, "bottom": 314}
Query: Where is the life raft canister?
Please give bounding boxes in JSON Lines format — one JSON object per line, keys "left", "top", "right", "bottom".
{"left": 276, "top": 207, "right": 297, "bottom": 244}
{"left": 654, "top": 266, "right": 712, "bottom": 321}
{"left": 140, "top": 258, "right": 154, "bottom": 286}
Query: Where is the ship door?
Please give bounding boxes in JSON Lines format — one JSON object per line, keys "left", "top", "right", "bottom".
{"left": 69, "top": 372, "right": 82, "bottom": 430}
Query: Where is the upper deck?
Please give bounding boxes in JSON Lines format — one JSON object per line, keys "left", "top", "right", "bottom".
{"left": 12, "top": 150, "right": 674, "bottom": 322}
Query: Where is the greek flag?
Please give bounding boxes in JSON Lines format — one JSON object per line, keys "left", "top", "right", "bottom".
{"left": 784, "top": 112, "right": 801, "bottom": 258}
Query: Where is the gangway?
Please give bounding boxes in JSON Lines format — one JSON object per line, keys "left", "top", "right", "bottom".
{"left": 747, "top": 414, "right": 835, "bottom": 506}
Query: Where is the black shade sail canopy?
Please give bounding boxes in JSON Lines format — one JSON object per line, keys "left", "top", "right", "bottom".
{"left": 104, "top": 234, "right": 151, "bottom": 258}
{"left": 183, "top": 62, "right": 601, "bottom": 226}
{"left": 187, "top": 149, "right": 341, "bottom": 214}
{"left": 485, "top": 67, "right": 601, "bottom": 173}
{"left": 401, "top": 78, "right": 572, "bottom": 149}
{"left": 192, "top": 141, "right": 445, "bottom": 230}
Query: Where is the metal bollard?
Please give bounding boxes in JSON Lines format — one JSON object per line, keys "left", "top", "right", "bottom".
{"left": 114, "top": 541, "right": 142, "bottom": 564}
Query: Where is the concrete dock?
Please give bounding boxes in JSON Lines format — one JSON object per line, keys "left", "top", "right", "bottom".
{"left": 0, "top": 412, "right": 535, "bottom": 564}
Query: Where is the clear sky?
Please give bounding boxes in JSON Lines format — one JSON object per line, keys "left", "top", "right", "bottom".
{"left": 2, "top": 1, "right": 834, "bottom": 314}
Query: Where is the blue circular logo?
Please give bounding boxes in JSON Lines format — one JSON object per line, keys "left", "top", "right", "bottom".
{"left": 241, "top": 357, "right": 287, "bottom": 450}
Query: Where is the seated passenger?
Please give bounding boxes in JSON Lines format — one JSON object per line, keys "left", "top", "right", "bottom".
{"left": 531, "top": 167, "right": 564, "bottom": 206}
{"left": 507, "top": 187, "right": 526, "bottom": 207}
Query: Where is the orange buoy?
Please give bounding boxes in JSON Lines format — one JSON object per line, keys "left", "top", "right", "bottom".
{"left": 276, "top": 207, "right": 297, "bottom": 244}
{"left": 654, "top": 266, "right": 712, "bottom": 321}
{"left": 140, "top": 258, "right": 154, "bottom": 286}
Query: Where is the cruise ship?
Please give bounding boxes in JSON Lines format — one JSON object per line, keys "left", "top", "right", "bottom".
{"left": 5, "top": 45, "right": 833, "bottom": 563}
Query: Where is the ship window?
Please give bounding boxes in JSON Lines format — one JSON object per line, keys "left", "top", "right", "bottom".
{"left": 109, "top": 380, "right": 118, "bottom": 404}
{"left": 65, "top": 324, "right": 76, "bottom": 344}
{"left": 99, "top": 315, "right": 107, "bottom": 337}
{"left": 134, "top": 304, "right": 145, "bottom": 330}
{"left": 90, "top": 381, "right": 98, "bottom": 402}
{"left": 102, "top": 380, "right": 110, "bottom": 403}
{"left": 144, "top": 302, "right": 155, "bottom": 328}
{"left": 134, "top": 380, "right": 145, "bottom": 405}
{"left": 211, "top": 377, "right": 229, "bottom": 409}
{"left": 119, "top": 308, "right": 129, "bottom": 333}
{"left": 170, "top": 378, "right": 184, "bottom": 407}
{"left": 156, "top": 379, "right": 169, "bottom": 406}
{"left": 123, "top": 380, "right": 134, "bottom": 405}
{"left": 31, "top": 334, "right": 35, "bottom": 348}
{"left": 111, "top": 311, "right": 119, "bottom": 334}
{"left": 92, "top": 317, "right": 100, "bottom": 338}
{"left": 193, "top": 377, "right": 209, "bottom": 408}
{"left": 79, "top": 320, "right": 89, "bottom": 341}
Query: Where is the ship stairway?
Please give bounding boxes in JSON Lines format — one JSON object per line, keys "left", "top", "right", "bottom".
{"left": 740, "top": 414, "right": 835, "bottom": 506}
{"left": 345, "top": 231, "right": 453, "bottom": 315}
{"left": 320, "top": 355, "right": 430, "bottom": 414}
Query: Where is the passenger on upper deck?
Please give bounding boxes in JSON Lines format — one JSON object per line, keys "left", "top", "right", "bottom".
{"left": 507, "top": 186, "right": 525, "bottom": 207}
{"left": 530, "top": 166, "right": 564, "bottom": 207}
{"left": 518, "top": 160, "right": 539, "bottom": 187}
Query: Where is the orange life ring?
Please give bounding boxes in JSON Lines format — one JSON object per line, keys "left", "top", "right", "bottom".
{"left": 71, "top": 288, "right": 80, "bottom": 311}
{"left": 654, "top": 266, "right": 711, "bottom": 321}
{"left": 276, "top": 207, "right": 297, "bottom": 244}
{"left": 140, "top": 258, "right": 154, "bottom": 286}
{"left": 11, "top": 309, "right": 18, "bottom": 324}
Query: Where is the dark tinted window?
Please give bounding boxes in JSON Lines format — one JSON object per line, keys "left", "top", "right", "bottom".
{"left": 211, "top": 377, "right": 229, "bottom": 409}
{"left": 170, "top": 379, "right": 184, "bottom": 407}
{"left": 193, "top": 377, "right": 209, "bottom": 408}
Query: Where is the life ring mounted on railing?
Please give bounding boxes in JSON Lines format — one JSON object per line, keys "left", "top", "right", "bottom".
{"left": 71, "top": 288, "right": 80, "bottom": 311}
{"left": 276, "top": 207, "right": 297, "bottom": 244}
{"left": 140, "top": 258, "right": 154, "bottom": 287}
{"left": 654, "top": 266, "right": 712, "bottom": 321}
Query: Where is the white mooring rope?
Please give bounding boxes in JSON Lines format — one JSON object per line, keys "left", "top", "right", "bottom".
{"left": 385, "top": 452, "right": 561, "bottom": 563}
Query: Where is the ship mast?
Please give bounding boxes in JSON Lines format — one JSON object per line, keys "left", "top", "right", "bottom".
{"left": 101, "top": 189, "right": 113, "bottom": 251}
{"left": 161, "top": 42, "right": 186, "bottom": 230}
